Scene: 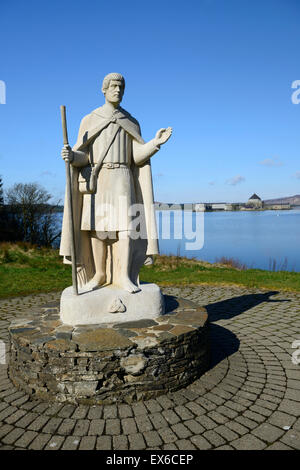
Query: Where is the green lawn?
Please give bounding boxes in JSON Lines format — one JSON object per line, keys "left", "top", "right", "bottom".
{"left": 0, "top": 243, "right": 299, "bottom": 298}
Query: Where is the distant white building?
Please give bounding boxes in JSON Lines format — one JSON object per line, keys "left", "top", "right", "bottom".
{"left": 247, "top": 193, "right": 263, "bottom": 208}
{"left": 194, "top": 203, "right": 206, "bottom": 212}
{"left": 211, "top": 203, "right": 228, "bottom": 211}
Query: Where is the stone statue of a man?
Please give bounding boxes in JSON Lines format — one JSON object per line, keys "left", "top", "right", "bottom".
{"left": 60, "top": 73, "right": 172, "bottom": 294}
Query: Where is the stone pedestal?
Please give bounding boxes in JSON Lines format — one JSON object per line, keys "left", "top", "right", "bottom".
{"left": 60, "top": 283, "right": 165, "bottom": 326}
{"left": 9, "top": 295, "right": 210, "bottom": 404}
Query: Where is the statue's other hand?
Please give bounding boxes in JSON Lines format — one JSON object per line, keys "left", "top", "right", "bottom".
{"left": 61, "top": 145, "right": 74, "bottom": 163}
{"left": 154, "top": 127, "right": 172, "bottom": 146}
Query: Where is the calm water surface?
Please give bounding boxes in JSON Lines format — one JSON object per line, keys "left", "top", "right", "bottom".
{"left": 56, "top": 209, "right": 300, "bottom": 272}
{"left": 156, "top": 209, "right": 300, "bottom": 272}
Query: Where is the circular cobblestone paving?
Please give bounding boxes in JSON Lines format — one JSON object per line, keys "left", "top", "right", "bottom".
{"left": 0, "top": 285, "right": 300, "bottom": 450}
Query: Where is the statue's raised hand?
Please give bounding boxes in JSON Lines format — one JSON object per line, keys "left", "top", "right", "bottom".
{"left": 154, "top": 127, "right": 172, "bottom": 146}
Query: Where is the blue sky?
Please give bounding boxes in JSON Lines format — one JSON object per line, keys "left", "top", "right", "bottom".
{"left": 0, "top": 0, "right": 299, "bottom": 203}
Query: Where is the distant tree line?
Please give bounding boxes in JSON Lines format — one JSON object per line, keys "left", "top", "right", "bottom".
{"left": 0, "top": 176, "right": 61, "bottom": 247}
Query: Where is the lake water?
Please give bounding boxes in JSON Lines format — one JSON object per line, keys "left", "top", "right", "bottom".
{"left": 156, "top": 209, "right": 300, "bottom": 272}
{"left": 56, "top": 209, "right": 300, "bottom": 272}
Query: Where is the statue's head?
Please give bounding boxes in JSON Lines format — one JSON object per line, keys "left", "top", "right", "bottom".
{"left": 102, "top": 73, "right": 125, "bottom": 105}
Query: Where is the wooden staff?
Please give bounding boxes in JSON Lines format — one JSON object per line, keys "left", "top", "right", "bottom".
{"left": 60, "top": 105, "right": 78, "bottom": 295}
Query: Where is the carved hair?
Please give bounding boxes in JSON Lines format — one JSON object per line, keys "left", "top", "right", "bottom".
{"left": 102, "top": 73, "right": 125, "bottom": 93}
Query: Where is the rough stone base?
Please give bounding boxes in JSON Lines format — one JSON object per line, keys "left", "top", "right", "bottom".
{"left": 9, "top": 295, "right": 210, "bottom": 404}
{"left": 60, "top": 283, "right": 165, "bottom": 325}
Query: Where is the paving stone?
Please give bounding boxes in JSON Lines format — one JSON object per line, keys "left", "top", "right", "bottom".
{"left": 293, "top": 418, "right": 300, "bottom": 431}
{"left": 215, "top": 445, "right": 234, "bottom": 450}
{"left": 190, "top": 434, "right": 212, "bottom": 450}
{"left": 135, "top": 414, "right": 153, "bottom": 432}
{"left": 58, "top": 404, "right": 76, "bottom": 418}
{"left": 96, "top": 436, "right": 112, "bottom": 450}
{"left": 231, "top": 434, "right": 267, "bottom": 450}
{"left": 42, "top": 417, "right": 63, "bottom": 434}
{"left": 57, "top": 418, "right": 76, "bottom": 436}
{"left": 196, "top": 415, "right": 217, "bottom": 430}
{"left": 216, "top": 405, "right": 239, "bottom": 419}
{"left": 87, "top": 406, "right": 103, "bottom": 420}
{"left": 128, "top": 433, "right": 146, "bottom": 450}
{"left": 105, "top": 418, "right": 121, "bottom": 435}
{"left": 113, "top": 435, "right": 128, "bottom": 450}
{"left": 171, "top": 423, "right": 192, "bottom": 439}
{"left": 235, "top": 415, "right": 258, "bottom": 430}
{"left": 118, "top": 404, "right": 133, "bottom": 418}
{"left": 171, "top": 392, "right": 188, "bottom": 406}
{"left": 121, "top": 417, "right": 137, "bottom": 435}
{"left": 0, "top": 424, "right": 13, "bottom": 440}
{"left": 79, "top": 436, "right": 96, "bottom": 450}
{"left": 28, "top": 433, "right": 52, "bottom": 450}
{"left": 203, "top": 430, "right": 226, "bottom": 447}
{"left": 20, "top": 401, "right": 39, "bottom": 412}
{"left": 88, "top": 419, "right": 105, "bottom": 436}
{"left": 266, "top": 442, "right": 293, "bottom": 450}
{"left": 0, "top": 406, "right": 18, "bottom": 422}
{"left": 44, "top": 435, "right": 65, "bottom": 450}
{"left": 73, "top": 419, "right": 90, "bottom": 436}
{"left": 31, "top": 402, "right": 50, "bottom": 414}
{"left": 149, "top": 413, "right": 169, "bottom": 430}
{"left": 0, "top": 402, "right": 9, "bottom": 412}
{"left": 11, "top": 395, "right": 30, "bottom": 407}
{"left": 251, "top": 423, "right": 285, "bottom": 443}
{"left": 14, "top": 412, "right": 38, "bottom": 428}
{"left": 132, "top": 402, "right": 148, "bottom": 416}
{"left": 4, "top": 409, "right": 27, "bottom": 425}
{"left": 204, "top": 392, "right": 225, "bottom": 406}
{"left": 267, "top": 411, "right": 297, "bottom": 429}
{"left": 14, "top": 430, "right": 38, "bottom": 448}
{"left": 158, "top": 427, "right": 178, "bottom": 444}
{"left": 185, "top": 402, "right": 206, "bottom": 416}
{"left": 156, "top": 395, "right": 174, "bottom": 410}
{"left": 280, "top": 430, "right": 300, "bottom": 450}
{"left": 195, "top": 397, "right": 216, "bottom": 411}
{"left": 143, "top": 430, "right": 163, "bottom": 447}
{"left": 71, "top": 405, "right": 89, "bottom": 420}
{"left": 225, "top": 421, "right": 249, "bottom": 436}
{"left": 103, "top": 405, "right": 118, "bottom": 419}
{"left": 243, "top": 410, "right": 266, "bottom": 423}
{"left": 184, "top": 419, "right": 205, "bottom": 434}
{"left": 144, "top": 399, "right": 162, "bottom": 414}
{"left": 28, "top": 415, "right": 50, "bottom": 432}
{"left": 207, "top": 410, "right": 229, "bottom": 424}
{"left": 61, "top": 436, "right": 81, "bottom": 450}
{"left": 279, "top": 399, "right": 300, "bottom": 417}
{"left": 214, "top": 424, "right": 239, "bottom": 441}
{"left": 1, "top": 428, "right": 25, "bottom": 445}
{"left": 173, "top": 405, "right": 194, "bottom": 420}
{"left": 162, "top": 443, "right": 178, "bottom": 450}
{"left": 44, "top": 403, "right": 64, "bottom": 416}
{"left": 176, "top": 439, "right": 197, "bottom": 450}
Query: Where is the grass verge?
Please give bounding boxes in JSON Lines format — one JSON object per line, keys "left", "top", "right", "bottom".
{"left": 0, "top": 243, "right": 299, "bottom": 299}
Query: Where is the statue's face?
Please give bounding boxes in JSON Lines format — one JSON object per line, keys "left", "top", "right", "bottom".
{"left": 104, "top": 80, "right": 124, "bottom": 104}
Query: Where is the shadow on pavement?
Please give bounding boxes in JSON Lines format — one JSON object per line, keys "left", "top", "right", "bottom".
{"left": 209, "top": 323, "right": 240, "bottom": 368}
{"left": 204, "top": 291, "right": 290, "bottom": 369}
{"left": 205, "top": 290, "right": 290, "bottom": 322}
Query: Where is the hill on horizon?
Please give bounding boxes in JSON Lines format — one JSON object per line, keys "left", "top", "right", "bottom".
{"left": 263, "top": 195, "right": 300, "bottom": 205}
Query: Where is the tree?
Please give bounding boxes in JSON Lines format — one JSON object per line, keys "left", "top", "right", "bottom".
{"left": 4, "top": 182, "right": 61, "bottom": 246}
{"left": 0, "top": 175, "right": 3, "bottom": 206}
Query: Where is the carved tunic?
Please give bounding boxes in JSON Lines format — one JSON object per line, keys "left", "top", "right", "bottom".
{"left": 79, "top": 110, "right": 159, "bottom": 232}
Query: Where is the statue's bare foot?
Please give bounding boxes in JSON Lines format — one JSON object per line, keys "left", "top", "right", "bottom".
{"left": 85, "top": 274, "right": 106, "bottom": 290}
{"left": 119, "top": 278, "right": 141, "bottom": 293}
